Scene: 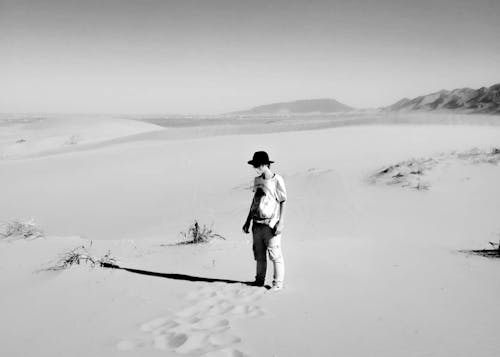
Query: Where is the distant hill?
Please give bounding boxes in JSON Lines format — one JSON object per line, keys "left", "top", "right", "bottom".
{"left": 385, "top": 83, "right": 500, "bottom": 114}
{"left": 230, "top": 98, "right": 353, "bottom": 115}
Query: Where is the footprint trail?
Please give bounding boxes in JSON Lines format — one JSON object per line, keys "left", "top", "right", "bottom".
{"left": 117, "top": 282, "right": 267, "bottom": 356}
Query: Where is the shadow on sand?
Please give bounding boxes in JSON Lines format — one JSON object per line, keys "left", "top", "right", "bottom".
{"left": 460, "top": 249, "right": 500, "bottom": 259}
{"left": 101, "top": 262, "right": 269, "bottom": 288}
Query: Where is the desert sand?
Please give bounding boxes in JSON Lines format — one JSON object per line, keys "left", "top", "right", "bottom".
{"left": 1, "top": 113, "right": 500, "bottom": 357}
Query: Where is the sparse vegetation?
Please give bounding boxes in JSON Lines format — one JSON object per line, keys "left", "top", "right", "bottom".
{"left": 179, "top": 220, "right": 225, "bottom": 244}
{"left": 461, "top": 234, "right": 500, "bottom": 259}
{"left": 0, "top": 219, "right": 44, "bottom": 240}
{"left": 370, "top": 158, "right": 434, "bottom": 190}
{"left": 370, "top": 147, "right": 500, "bottom": 190}
{"left": 46, "top": 245, "right": 117, "bottom": 271}
{"left": 457, "top": 147, "right": 500, "bottom": 165}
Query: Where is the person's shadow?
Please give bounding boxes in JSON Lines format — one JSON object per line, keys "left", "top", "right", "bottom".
{"left": 101, "top": 262, "right": 271, "bottom": 289}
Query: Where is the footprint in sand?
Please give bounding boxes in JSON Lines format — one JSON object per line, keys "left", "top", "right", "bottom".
{"left": 117, "top": 282, "right": 266, "bottom": 356}
{"left": 201, "top": 347, "right": 249, "bottom": 357}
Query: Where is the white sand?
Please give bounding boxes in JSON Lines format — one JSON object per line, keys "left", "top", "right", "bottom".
{"left": 1, "top": 115, "right": 500, "bottom": 357}
{"left": 0, "top": 116, "right": 163, "bottom": 159}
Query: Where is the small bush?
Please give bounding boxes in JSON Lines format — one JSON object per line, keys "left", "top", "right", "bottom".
{"left": 0, "top": 219, "right": 44, "bottom": 240}
{"left": 179, "top": 220, "right": 225, "bottom": 245}
{"left": 460, "top": 234, "right": 500, "bottom": 259}
{"left": 46, "top": 245, "right": 117, "bottom": 271}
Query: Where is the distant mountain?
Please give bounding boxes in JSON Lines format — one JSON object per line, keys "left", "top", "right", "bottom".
{"left": 385, "top": 83, "right": 500, "bottom": 114}
{"left": 230, "top": 98, "right": 353, "bottom": 115}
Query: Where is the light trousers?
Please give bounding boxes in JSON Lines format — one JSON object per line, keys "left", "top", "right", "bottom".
{"left": 252, "top": 222, "right": 285, "bottom": 286}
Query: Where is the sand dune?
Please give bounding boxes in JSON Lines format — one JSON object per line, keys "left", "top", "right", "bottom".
{"left": 4, "top": 112, "right": 499, "bottom": 161}
{"left": 1, "top": 115, "right": 500, "bottom": 356}
{"left": 0, "top": 116, "right": 163, "bottom": 159}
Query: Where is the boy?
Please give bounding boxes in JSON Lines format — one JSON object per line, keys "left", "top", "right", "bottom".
{"left": 242, "top": 151, "right": 287, "bottom": 291}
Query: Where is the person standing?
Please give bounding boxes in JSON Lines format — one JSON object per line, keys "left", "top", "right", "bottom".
{"left": 242, "top": 151, "right": 287, "bottom": 291}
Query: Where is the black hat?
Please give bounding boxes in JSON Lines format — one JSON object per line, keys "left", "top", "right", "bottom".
{"left": 247, "top": 151, "right": 274, "bottom": 166}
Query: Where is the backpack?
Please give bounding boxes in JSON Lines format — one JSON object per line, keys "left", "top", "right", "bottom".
{"left": 251, "top": 186, "right": 278, "bottom": 221}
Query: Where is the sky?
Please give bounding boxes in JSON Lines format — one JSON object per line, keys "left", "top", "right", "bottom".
{"left": 1, "top": 0, "right": 499, "bottom": 115}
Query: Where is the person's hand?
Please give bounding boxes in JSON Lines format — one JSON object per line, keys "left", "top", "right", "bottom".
{"left": 242, "top": 221, "right": 251, "bottom": 234}
{"left": 273, "top": 221, "right": 284, "bottom": 236}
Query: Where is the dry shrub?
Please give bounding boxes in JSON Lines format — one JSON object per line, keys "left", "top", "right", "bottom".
{"left": 370, "top": 147, "right": 500, "bottom": 190}
{"left": 461, "top": 234, "right": 500, "bottom": 259}
{"left": 179, "top": 220, "right": 225, "bottom": 244}
{"left": 0, "top": 219, "right": 44, "bottom": 240}
{"left": 46, "top": 245, "right": 117, "bottom": 271}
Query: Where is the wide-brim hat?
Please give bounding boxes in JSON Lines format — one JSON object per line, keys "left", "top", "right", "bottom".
{"left": 247, "top": 151, "right": 274, "bottom": 166}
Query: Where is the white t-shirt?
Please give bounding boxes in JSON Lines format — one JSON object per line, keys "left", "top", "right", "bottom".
{"left": 252, "top": 173, "right": 287, "bottom": 228}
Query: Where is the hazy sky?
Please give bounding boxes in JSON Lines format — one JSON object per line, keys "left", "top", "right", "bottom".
{"left": 1, "top": 0, "right": 499, "bottom": 114}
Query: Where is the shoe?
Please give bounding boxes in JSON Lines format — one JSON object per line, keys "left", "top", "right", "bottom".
{"left": 270, "top": 283, "right": 283, "bottom": 291}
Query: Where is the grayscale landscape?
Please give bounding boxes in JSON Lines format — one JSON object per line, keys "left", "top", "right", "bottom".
{"left": 1, "top": 1, "right": 500, "bottom": 357}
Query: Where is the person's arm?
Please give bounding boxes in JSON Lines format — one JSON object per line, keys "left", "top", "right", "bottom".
{"left": 274, "top": 201, "right": 286, "bottom": 235}
{"left": 243, "top": 180, "right": 256, "bottom": 233}
{"left": 242, "top": 201, "right": 253, "bottom": 233}
{"left": 274, "top": 175, "right": 287, "bottom": 235}
{"left": 279, "top": 201, "right": 286, "bottom": 224}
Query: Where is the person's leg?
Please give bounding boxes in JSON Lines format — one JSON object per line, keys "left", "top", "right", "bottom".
{"left": 266, "top": 229, "right": 285, "bottom": 288}
{"left": 252, "top": 223, "right": 267, "bottom": 286}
